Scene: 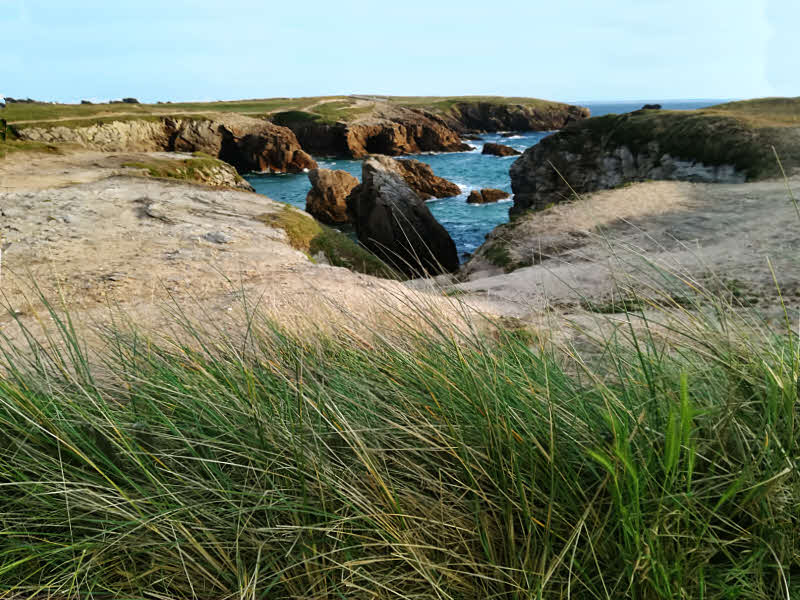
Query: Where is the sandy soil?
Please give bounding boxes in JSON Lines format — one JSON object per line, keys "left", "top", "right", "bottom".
{"left": 0, "top": 151, "right": 487, "bottom": 351}
{"left": 3, "top": 147, "right": 799, "bottom": 353}
{"left": 458, "top": 176, "right": 800, "bottom": 320}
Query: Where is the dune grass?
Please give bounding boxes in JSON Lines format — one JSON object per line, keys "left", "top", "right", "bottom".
{"left": 0, "top": 257, "right": 798, "bottom": 598}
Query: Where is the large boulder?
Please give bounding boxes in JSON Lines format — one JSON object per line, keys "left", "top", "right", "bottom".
{"left": 346, "top": 157, "right": 459, "bottom": 277}
{"left": 482, "top": 143, "right": 521, "bottom": 157}
{"left": 305, "top": 168, "right": 359, "bottom": 225}
{"left": 389, "top": 158, "right": 461, "bottom": 199}
{"left": 467, "top": 188, "right": 510, "bottom": 204}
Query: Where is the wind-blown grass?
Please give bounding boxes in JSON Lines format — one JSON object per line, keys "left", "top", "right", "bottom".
{"left": 0, "top": 269, "right": 798, "bottom": 598}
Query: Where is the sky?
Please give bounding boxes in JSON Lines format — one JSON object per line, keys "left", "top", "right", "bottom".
{"left": 1, "top": 0, "right": 797, "bottom": 104}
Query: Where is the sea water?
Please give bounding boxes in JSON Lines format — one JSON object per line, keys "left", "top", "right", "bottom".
{"left": 245, "top": 99, "right": 725, "bottom": 260}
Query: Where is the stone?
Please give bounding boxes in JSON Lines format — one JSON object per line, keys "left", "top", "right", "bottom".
{"left": 305, "top": 168, "right": 359, "bottom": 225}
{"left": 467, "top": 188, "right": 511, "bottom": 204}
{"left": 346, "top": 157, "right": 459, "bottom": 277}
{"left": 641, "top": 103, "right": 662, "bottom": 110}
{"left": 203, "top": 231, "right": 233, "bottom": 244}
{"left": 482, "top": 143, "right": 521, "bottom": 157}
{"left": 391, "top": 158, "right": 461, "bottom": 199}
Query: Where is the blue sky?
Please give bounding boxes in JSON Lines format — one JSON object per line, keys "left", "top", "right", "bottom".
{"left": 1, "top": 0, "right": 796, "bottom": 104}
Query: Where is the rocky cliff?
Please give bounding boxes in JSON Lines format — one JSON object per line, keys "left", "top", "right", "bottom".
{"left": 16, "top": 114, "right": 316, "bottom": 174}
{"left": 508, "top": 108, "right": 794, "bottom": 216}
{"left": 275, "top": 106, "right": 471, "bottom": 159}
{"left": 442, "top": 101, "right": 590, "bottom": 133}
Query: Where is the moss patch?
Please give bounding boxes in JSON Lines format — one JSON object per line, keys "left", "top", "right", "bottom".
{"left": 122, "top": 153, "right": 246, "bottom": 187}
{"left": 256, "top": 206, "right": 400, "bottom": 279}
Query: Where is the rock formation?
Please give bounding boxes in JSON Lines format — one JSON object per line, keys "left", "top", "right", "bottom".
{"left": 482, "top": 143, "right": 521, "bottom": 157}
{"left": 508, "top": 111, "right": 763, "bottom": 216}
{"left": 389, "top": 158, "right": 461, "bottom": 199}
{"left": 441, "top": 101, "right": 591, "bottom": 133}
{"left": 305, "top": 168, "right": 359, "bottom": 225}
{"left": 16, "top": 114, "right": 316, "bottom": 175}
{"left": 346, "top": 157, "right": 459, "bottom": 277}
{"left": 467, "top": 189, "right": 510, "bottom": 204}
{"left": 274, "top": 106, "right": 472, "bottom": 159}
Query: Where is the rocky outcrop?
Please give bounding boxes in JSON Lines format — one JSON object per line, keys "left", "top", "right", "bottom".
{"left": 467, "top": 189, "right": 510, "bottom": 204}
{"left": 274, "top": 106, "right": 472, "bottom": 159}
{"left": 508, "top": 111, "right": 764, "bottom": 216}
{"left": 305, "top": 168, "right": 359, "bottom": 225}
{"left": 482, "top": 143, "right": 521, "bottom": 157}
{"left": 346, "top": 157, "right": 459, "bottom": 277}
{"left": 442, "top": 101, "right": 591, "bottom": 133}
{"left": 390, "top": 158, "right": 461, "bottom": 199}
{"left": 16, "top": 114, "right": 316, "bottom": 174}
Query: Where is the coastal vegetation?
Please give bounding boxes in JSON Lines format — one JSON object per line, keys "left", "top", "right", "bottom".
{"left": 0, "top": 270, "right": 797, "bottom": 598}
{"left": 256, "top": 205, "right": 399, "bottom": 279}
{"left": 122, "top": 152, "right": 251, "bottom": 188}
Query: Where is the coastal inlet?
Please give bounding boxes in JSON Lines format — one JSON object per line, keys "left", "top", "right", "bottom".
{"left": 245, "top": 131, "right": 550, "bottom": 260}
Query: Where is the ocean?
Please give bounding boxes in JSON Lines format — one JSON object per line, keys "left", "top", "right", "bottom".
{"left": 245, "top": 99, "right": 726, "bottom": 260}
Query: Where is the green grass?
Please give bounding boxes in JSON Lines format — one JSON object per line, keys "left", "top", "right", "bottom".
{"left": 256, "top": 205, "right": 400, "bottom": 279}
{"left": 6, "top": 95, "right": 586, "bottom": 129}
{"left": 122, "top": 152, "right": 247, "bottom": 187}
{"left": 0, "top": 267, "right": 798, "bottom": 598}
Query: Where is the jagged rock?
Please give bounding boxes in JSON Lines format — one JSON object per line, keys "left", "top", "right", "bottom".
{"left": 391, "top": 158, "right": 461, "bottom": 199}
{"left": 167, "top": 115, "right": 317, "bottom": 174}
{"left": 17, "top": 114, "right": 317, "bottom": 175}
{"left": 482, "top": 143, "right": 521, "bottom": 157}
{"left": 641, "top": 104, "right": 662, "bottom": 110}
{"left": 346, "top": 157, "right": 458, "bottom": 277}
{"left": 441, "top": 101, "right": 591, "bottom": 132}
{"left": 275, "top": 106, "right": 471, "bottom": 158}
{"left": 305, "top": 168, "right": 359, "bottom": 225}
{"left": 467, "top": 188, "right": 510, "bottom": 204}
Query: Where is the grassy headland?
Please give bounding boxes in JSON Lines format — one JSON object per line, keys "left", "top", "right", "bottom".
{"left": 5, "top": 95, "right": 584, "bottom": 130}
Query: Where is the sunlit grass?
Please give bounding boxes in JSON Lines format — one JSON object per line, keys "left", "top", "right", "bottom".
{"left": 0, "top": 263, "right": 797, "bottom": 598}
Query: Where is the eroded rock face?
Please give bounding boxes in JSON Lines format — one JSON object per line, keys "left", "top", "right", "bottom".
{"left": 17, "top": 114, "right": 317, "bottom": 175}
{"left": 482, "top": 143, "right": 521, "bottom": 157}
{"left": 346, "top": 157, "right": 459, "bottom": 277}
{"left": 509, "top": 113, "right": 750, "bottom": 216}
{"left": 443, "top": 101, "right": 591, "bottom": 133}
{"left": 278, "top": 107, "right": 471, "bottom": 159}
{"left": 305, "top": 169, "right": 359, "bottom": 225}
{"left": 467, "top": 188, "right": 510, "bottom": 204}
{"left": 391, "top": 158, "right": 461, "bottom": 199}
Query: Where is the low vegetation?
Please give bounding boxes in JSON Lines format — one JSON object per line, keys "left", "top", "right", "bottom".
{"left": 0, "top": 127, "right": 63, "bottom": 159}
{"left": 256, "top": 205, "right": 399, "bottom": 279}
{"left": 122, "top": 152, "right": 247, "bottom": 187}
{"left": 0, "top": 267, "right": 798, "bottom": 598}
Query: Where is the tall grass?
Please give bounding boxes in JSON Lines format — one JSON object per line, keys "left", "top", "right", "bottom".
{"left": 0, "top": 274, "right": 797, "bottom": 598}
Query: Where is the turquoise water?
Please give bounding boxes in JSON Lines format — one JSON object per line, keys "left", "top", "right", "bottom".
{"left": 245, "top": 99, "right": 725, "bottom": 260}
